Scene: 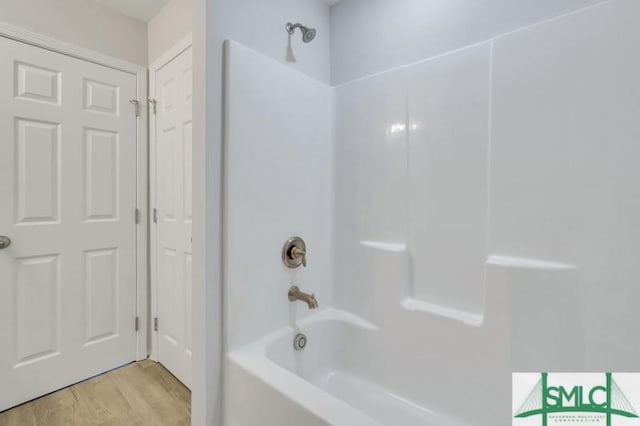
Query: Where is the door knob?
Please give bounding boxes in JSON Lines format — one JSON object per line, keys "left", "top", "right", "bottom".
{"left": 0, "top": 236, "right": 11, "bottom": 249}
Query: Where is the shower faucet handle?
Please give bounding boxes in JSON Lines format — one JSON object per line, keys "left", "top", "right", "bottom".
{"left": 291, "top": 246, "right": 307, "bottom": 267}
{"left": 282, "top": 236, "right": 307, "bottom": 268}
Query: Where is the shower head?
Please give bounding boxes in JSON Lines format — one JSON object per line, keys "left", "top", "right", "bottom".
{"left": 286, "top": 22, "right": 316, "bottom": 43}
{"left": 302, "top": 27, "right": 316, "bottom": 43}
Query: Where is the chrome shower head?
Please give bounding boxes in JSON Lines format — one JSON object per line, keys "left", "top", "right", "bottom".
{"left": 302, "top": 27, "right": 316, "bottom": 43}
{"left": 286, "top": 22, "right": 316, "bottom": 43}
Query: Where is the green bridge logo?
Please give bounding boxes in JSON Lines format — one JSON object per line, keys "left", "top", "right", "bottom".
{"left": 514, "top": 373, "right": 639, "bottom": 426}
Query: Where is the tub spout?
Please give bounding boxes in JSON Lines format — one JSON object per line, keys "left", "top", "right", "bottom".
{"left": 288, "top": 286, "right": 318, "bottom": 309}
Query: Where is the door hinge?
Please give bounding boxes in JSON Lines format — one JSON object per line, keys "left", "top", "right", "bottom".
{"left": 135, "top": 316, "right": 140, "bottom": 331}
{"left": 153, "top": 317, "right": 159, "bottom": 332}
{"left": 135, "top": 208, "right": 140, "bottom": 224}
{"left": 129, "top": 99, "right": 140, "bottom": 117}
{"left": 148, "top": 98, "right": 157, "bottom": 115}
{"left": 153, "top": 208, "right": 158, "bottom": 223}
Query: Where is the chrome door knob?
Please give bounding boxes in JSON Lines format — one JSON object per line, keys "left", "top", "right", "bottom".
{"left": 0, "top": 236, "right": 11, "bottom": 249}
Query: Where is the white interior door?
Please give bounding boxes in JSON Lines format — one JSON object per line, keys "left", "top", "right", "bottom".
{"left": 0, "top": 36, "right": 139, "bottom": 411}
{"left": 152, "top": 46, "right": 193, "bottom": 387}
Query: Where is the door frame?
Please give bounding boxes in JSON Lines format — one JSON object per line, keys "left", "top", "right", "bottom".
{"left": 0, "top": 21, "right": 150, "bottom": 361}
{"left": 148, "top": 33, "right": 193, "bottom": 361}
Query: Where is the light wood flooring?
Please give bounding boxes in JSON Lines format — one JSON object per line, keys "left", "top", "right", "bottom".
{"left": 0, "top": 360, "right": 190, "bottom": 426}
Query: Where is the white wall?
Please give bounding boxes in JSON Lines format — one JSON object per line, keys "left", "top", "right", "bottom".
{"left": 148, "top": 0, "right": 194, "bottom": 64}
{"left": 211, "top": 0, "right": 331, "bottom": 84}
{"left": 191, "top": 0, "right": 214, "bottom": 423}
{"left": 199, "top": 1, "right": 331, "bottom": 425}
{"left": 208, "top": 0, "right": 640, "bottom": 424}
{"left": 330, "top": 0, "right": 607, "bottom": 85}
{"left": 223, "top": 40, "right": 333, "bottom": 351}
{"left": 333, "top": 0, "right": 640, "bottom": 422}
{"left": 0, "top": 0, "right": 147, "bottom": 65}
{"left": 334, "top": 42, "right": 491, "bottom": 317}
{"left": 490, "top": 0, "right": 640, "bottom": 370}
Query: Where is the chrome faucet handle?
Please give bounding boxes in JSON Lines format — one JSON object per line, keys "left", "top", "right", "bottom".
{"left": 282, "top": 237, "right": 307, "bottom": 268}
{"left": 291, "top": 246, "right": 307, "bottom": 267}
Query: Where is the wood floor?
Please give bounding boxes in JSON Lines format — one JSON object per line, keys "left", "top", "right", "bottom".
{"left": 0, "top": 360, "right": 190, "bottom": 426}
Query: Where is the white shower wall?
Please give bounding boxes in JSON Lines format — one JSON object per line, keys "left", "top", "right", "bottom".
{"left": 223, "top": 41, "right": 333, "bottom": 351}
{"left": 333, "top": 0, "right": 640, "bottom": 374}
{"left": 204, "top": 2, "right": 331, "bottom": 423}
{"left": 221, "top": 0, "right": 640, "bottom": 424}
{"left": 490, "top": 0, "right": 640, "bottom": 369}
{"left": 329, "top": 0, "right": 608, "bottom": 85}
{"left": 334, "top": 40, "right": 491, "bottom": 318}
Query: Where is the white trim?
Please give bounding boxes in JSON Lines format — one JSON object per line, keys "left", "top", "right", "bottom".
{"left": 149, "top": 64, "right": 159, "bottom": 361}
{"left": 135, "top": 68, "right": 150, "bottom": 361}
{"left": 150, "top": 33, "right": 193, "bottom": 72}
{"left": 0, "top": 22, "right": 149, "bottom": 361}
{"left": 149, "top": 33, "right": 193, "bottom": 361}
{"left": 0, "top": 21, "right": 143, "bottom": 75}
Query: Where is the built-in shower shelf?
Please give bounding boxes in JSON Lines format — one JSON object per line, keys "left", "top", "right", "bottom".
{"left": 486, "top": 255, "right": 577, "bottom": 271}
{"left": 359, "top": 240, "right": 407, "bottom": 252}
{"left": 401, "top": 297, "right": 484, "bottom": 327}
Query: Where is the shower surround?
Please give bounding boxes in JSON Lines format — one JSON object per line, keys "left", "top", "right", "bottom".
{"left": 222, "top": 1, "right": 640, "bottom": 424}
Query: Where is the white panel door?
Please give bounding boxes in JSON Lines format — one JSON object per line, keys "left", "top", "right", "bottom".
{"left": 152, "top": 46, "right": 193, "bottom": 387}
{"left": 0, "top": 37, "right": 138, "bottom": 411}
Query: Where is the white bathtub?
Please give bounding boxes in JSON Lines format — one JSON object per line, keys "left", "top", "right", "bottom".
{"left": 225, "top": 309, "right": 470, "bottom": 426}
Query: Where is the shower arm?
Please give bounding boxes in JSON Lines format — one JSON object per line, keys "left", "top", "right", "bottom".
{"left": 286, "top": 23, "right": 303, "bottom": 35}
